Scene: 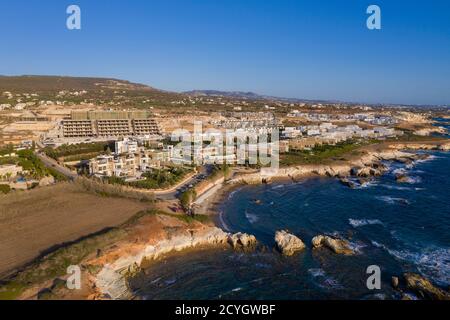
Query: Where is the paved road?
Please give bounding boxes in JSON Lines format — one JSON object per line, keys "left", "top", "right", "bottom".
{"left": 35, "top": 151, "right": 78, "bottom": 180}
{"left": 155, "top": 165, "right": 214, "bottom": 200}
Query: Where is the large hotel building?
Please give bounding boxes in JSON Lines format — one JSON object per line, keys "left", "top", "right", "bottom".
{"left": 61, "top": 111, "right": 161, "bottom": 138}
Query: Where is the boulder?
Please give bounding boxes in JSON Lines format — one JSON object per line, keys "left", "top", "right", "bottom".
{"left": 352, "top": 166, "right": 383, "bottom": 178}
{"left": 395, "top": 174, "right": 412, "bottom": 183}
{"left": 275, "top": 230, "right": 306, "bottom": 256}
{"left": 391, "top": 276, "right": 399, "bottom": 289}
{"left": 339, "top": 178, "right": 357, "bottom": 189}
{"left": 311, "top": 235, "right": 354, "bottom": 255}
{"left": 403, "top": 273, "right": 450, "bottom": 300}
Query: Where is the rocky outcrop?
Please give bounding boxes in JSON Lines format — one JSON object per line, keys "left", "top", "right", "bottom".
{"left": 228, "top": 232, "right": 257, "bottom": 249}
{"left": 229, "top": 143, "right": 448, "bottom": 186}
{"left": 391, "top": 276, "right": 399, "bottom": 289}
{"left": 395, "top": 174, "right": 413, "bottom": 183}
{"left": 94, "top": 227, "right": 256, "bottom": 300}
{"left": 352, "top": 166, "right": 385, "bottom": 177}
{"left": 403, "top": 273, "right": 450, "bottom": 300}
{"left": 390, "top": 142, "right": 450, "bottom": 151}
{"left": 275, "top": 230, "right": 306, "bottom": 256}
{"left": 311, "top": 235, "right": 354, "bottom": 255}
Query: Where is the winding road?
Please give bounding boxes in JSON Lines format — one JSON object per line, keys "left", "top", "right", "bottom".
{"left": 35, "top": 151, "right": 78, "bottom": 180}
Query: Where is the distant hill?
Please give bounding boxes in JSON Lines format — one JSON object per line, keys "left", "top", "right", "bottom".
{"left": 183, "top": 89, "right": 339, "bottom": 104}
{"left": 183, "top": 90, "right": 266, "bottom": 100}
{"left": 1, "top": 76, "right": 435, "bottom": 108}
{"left": 0, "top": 75, "right": 158, "bottom": 93}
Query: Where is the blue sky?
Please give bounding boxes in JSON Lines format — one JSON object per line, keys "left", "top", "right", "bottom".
{"left": 0, "top": 0, "right": 449, "bottom": 105}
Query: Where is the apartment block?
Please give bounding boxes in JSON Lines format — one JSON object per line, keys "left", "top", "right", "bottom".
{"left": 62, "top": 120, "right": 95, "bottom": 138}
{"left": 89, "top": 147, "right": 172, "bottom": 178}
{"left": 61, "top": 111, "right": 161, "bottom": 138}
{"left": 132, "top": 119, "right": 161, "bottom": 136}
{"left": 96, "top": 119, "right": 132, "bottom": 136}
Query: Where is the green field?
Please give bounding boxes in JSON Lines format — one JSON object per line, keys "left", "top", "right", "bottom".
{"left": 280, "top": 140, "right": 364, "bottom": 166}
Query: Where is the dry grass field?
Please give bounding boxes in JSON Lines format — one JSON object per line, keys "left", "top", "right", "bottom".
{"left": 0, "top": 183, "right": 151, "bottom": 277}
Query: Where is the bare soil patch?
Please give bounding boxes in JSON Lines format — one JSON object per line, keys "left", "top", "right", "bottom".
{"left": 0, "top": 183, "right": 150, "bottom": 277}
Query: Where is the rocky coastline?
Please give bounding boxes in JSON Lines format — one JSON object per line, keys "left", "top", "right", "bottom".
{"left": 227, "top": 141, "right": 450, "bottom": 185}
{"left": 92, "top": 226, "right": 257, "bottom": 300}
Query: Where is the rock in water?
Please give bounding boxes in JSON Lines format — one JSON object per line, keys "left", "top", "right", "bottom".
{"left": 311, "top": 235, "right": 354, "bottom": 255}
{"left": 403, "top": 273, "right": 450, "bottom": 300}
{"left": 391, "top": 276, "right": 399, "bottom": 289}
{"left": 396, "top": 174, "right": 412, "bottom": 183}
{"left": 275, "top": 230, "right": 306, "bottom": 256}
{"left": 339, "top": 178, "right": 357, "bottom": 189}
{"left": 228, "top": 232, "right": 257, "bottom": 249}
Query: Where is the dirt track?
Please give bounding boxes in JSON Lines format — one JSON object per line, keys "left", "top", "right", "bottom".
{"left": 0, "top": 183, "right": 150, "bottom": 277}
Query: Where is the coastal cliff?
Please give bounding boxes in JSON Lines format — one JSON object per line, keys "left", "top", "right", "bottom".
{"left": 90, "top": 222, "right": 256, "bottom": 300}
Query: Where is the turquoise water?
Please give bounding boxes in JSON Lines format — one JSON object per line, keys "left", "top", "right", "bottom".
{"left": 131, "top": 151, "right": 450, "bottom": 300}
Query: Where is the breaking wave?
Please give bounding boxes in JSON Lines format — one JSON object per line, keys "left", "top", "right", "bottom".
{"left": 375, "top": 196, "right": 410, "bottom": 205}
{"left": 371, "top": 241, "right": 450, "bottom": 286}
{"left": 349, "top": 219, "right": 384, "bottom": 228}
{"left": 308, "top": 268, "right": 344, "bottom": 290}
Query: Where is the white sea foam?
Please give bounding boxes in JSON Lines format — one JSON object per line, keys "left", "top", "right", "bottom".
{"left": 347, "top": 240, "right": 367, "bottom": 254}
{"left": 353, "top": 180, "right": 379, "bottom": 189}
{"left": 370, "top": 293, "right": 389, "bottom": 300}
{"left": 349, "top": 219, "right": 384, "bottom": 228}
{"left": 321, "top": 278, "right": 344, "bottom": 290}
{"left": 164, "top": 278, "right": 177, "bottom": 285}
{"left": 271, "top": 184, "right": 284, "bottom": 190}
{"left": 379, "top": 184, "right": 412, "bottom": 191}
{"left": 416, "top": 154, "right": 438, "bottom": 163}
{"left": 308, "top": 268, "right": 344, "bottom": 290}
{"left": 150, "top": 277, "right": 162, "bottom": 284}
{"left": 388, "top": 247, "right": 450, "bottom": 286}
{"left": 245, "top": 210, "right": 259, "bottom": 224}
{"left": 371, "top": 241, "right": 450, "bottom": 286}
{"left": 228, "top": 188, "right": 240, "bottom": 200}
{"left": 375, "top": 196, "right": 410, "bottom": 205}
{"left": 392, "top": 168, "right": 407, "bottom": 176}
{"left": 308, "top": 268, "right": 326, "bottom": 277}
{"left": 219, "top": 210, "right": 231, "bottom": 231}
{"left": 371, "top": 240, "right": 386, "bottom": 249}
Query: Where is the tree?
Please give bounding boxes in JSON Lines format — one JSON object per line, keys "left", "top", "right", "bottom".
{"left": 180, "top": 188, "right": 197, "bottom": 212}
{"left": 0, "top": 184, "right": 11, "bottom": 194}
